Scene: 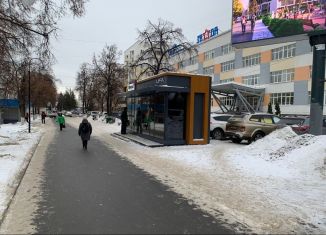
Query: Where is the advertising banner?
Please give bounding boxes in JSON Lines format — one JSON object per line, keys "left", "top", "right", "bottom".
{"left": 231, "top": 0, "right": 326, "bottom": 46}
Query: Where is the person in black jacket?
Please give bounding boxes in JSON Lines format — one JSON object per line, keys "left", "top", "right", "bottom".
{"left": 78, "top": 118, "right": 92, "bottom": 150}
{"left": 120, "top": 107, "right": 128, "bottom": 134}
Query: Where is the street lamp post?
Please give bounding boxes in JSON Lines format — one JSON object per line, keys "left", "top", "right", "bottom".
{"left": 28, "top": 58, "right": 45, "bottom": 133}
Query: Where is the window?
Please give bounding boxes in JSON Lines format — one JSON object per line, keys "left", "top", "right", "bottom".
{"left": 242, "top": 53, "right": 261, "bottom": 67}
{"left": 271, "top": 69, "right": 294, "bottom": 83}
{"left": 219, "top": 96, "right": 234, "bottom": 106}
{"left": 270, "top": 92, "right": 294, "bottom": 105}
{"left": 221, "top": 44, "right": 234, "bottom": 55}
{"left": 178, "top": 61, "right": 185, "bottom": 69}
{"left": 272, "top": 44, "right": 296, "bottom": 60}
{"left": 247, "top": 96, "right": 258, "bottom": 107}
{"left": 221, "top": 60, "right": 235, "bottom": 72}
{"left": 273, "top": 116, "right": 281, "bottom": 124}
{"left": 261, "top": 116, "right": 273, "bottom": 124}
{"left": 249, "top": 115, "right": 261, "bottom": 122}
{"left": 220, "top": 78, "right": 234, "bottom": 84}
{"left": 213, "top": 115, "right": 232, "bottom": 121}
{"left": 243, "top": 74, "right": 259, "bottom": 86}
{"left": 204, "top": 49, "right": 216, "bottom": 61}
{"left": 203, "top": 66, "right": 214, "bottom": 75}
{"left": 189, "top": 56, "right": 198, "bottom": 65}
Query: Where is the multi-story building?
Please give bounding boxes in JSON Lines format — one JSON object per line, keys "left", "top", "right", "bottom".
{"left": 174, "top": 29, "right": 326, "bottom": 115}
{"left": 124, "top": 40, "right": 146, "bottom": 90}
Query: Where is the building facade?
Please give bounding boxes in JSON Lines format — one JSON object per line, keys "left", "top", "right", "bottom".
{"left": 175, "top": 30, "right": 326, "bottom": 115}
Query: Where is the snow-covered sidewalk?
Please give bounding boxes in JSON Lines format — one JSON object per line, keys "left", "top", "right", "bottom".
{"left": 0, "top": 119, "right": 43, "bottom": 221}
{"left": 70, "top": 117, "right": 326, "bottom": 234}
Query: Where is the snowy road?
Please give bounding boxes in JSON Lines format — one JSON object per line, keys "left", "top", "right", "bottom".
{"left": 0, "top": 119, "right": 233, "bottom": 234}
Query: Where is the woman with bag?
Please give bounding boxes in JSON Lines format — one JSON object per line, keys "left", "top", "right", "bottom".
{"left": 56, "top": 113, "right": 66, "bottom": 131}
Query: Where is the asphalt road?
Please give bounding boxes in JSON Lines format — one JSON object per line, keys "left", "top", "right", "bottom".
{"left": 29, "top": 121, "right": 233, "bottom": 234}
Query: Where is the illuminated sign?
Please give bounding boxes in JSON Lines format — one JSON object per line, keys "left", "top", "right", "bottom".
{"left": 197, "top": 26, "right": 219, "bottom": 44}
{"left": 231, "top": 0, "right": 326, "bottom": 45}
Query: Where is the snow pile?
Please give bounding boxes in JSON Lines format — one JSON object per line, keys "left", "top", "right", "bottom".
{"left": 227, "top": 126, "right": 326, "bottom": 179}
{"left": 0, "top": 122, "right": 42, "bottom": 214}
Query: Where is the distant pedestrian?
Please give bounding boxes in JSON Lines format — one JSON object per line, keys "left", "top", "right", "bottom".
{"left": 78, "top": 118, "right": 92, "bottom": 150}
{"left": 56, "top": 113, "right": 65, "bottom": 131}
{"left": 25, "top": 113, "right": 29, "bottom": 123}
{"left": 41, "top": 111, "right": 46, "bottom": 124}
{"left": 250, "top": 14, "right": 256, "bottom": 32}
{"left": 120, "top": 107, "right": 128, "bottom": 134}
{"left": 136, "top": 107, "right": 142, "bottom": 134}
{"left": 241, "top": 16, "right": 247, "bottom": 33}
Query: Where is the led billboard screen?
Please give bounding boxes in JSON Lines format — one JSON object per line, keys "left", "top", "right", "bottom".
{"left": 231, "top": 0, "right": 326, "bottom": 45}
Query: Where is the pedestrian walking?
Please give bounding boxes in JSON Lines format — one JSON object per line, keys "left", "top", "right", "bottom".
{"left": 25, "top": 113, "right": 29, "bottom": 123}
{"left": 41, "top": 111, "right": 46, "bottom": 124}
{"left": 56, "top": 113, "right": 65, "bottom": 131}
{"left": 241, "top": 16, "right": 247, "bottom": 33}
{"left": 78, "top": 118, "right": 92, "bottom": 150}
{"left": 136, "top": 107, "right": 142, "bottom": 134}
{"left": 120, "top": 107, "right": 128, "bottom": 134}
{"left": 250, "top": 14, "right": 256, "bottom": 32}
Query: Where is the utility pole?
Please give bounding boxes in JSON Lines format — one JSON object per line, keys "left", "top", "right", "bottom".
{"left": 308, "top": 30, "right": 326, "bottom": 135}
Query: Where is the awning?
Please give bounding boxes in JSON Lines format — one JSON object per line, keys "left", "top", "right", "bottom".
{"left": 211, "top": 82, "right": 265, "bottom": 96}
{"left": 211, "top": 82, "right": 265, "bottom": 113}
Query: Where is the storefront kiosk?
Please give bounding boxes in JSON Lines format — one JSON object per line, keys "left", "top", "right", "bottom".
{"left": 126, "top": 72, "right": 211, "bottom": 145}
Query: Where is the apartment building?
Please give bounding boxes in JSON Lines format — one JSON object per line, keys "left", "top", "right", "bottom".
{"left": 175, "top": 30, "right": 325, "bottom": 115}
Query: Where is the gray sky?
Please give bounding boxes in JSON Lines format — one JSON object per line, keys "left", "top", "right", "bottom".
{"left": 52, "top": 0, "right": 232, "bottom": 93}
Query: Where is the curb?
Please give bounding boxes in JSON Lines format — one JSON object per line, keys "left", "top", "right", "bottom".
{"left": 110, "top": 133, "right": 163, "bottom": 148}
{"left": 0, "top": 129, "right": 44, "bottom": 228}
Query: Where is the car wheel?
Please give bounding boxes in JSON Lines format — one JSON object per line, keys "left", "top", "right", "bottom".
{"left": 231, "top": 138, "right": 242, "bottom": 144}
{"left": 252, "top": 132, "right": 265, "bottom": 142}
{"left": 213, "top": 128, "right": 224, "bottom": 140}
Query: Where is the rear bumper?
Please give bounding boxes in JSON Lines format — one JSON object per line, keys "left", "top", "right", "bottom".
{"left": 225, "top": 131, "right": 250, "bottom": 140}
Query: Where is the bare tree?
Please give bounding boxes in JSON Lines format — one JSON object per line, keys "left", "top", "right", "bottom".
{"left": 131, "top": 19, "right": 197, "bottom": 79}
{"left": 75, "top": 63, "right": 93, "bottom": 113}
{"left": 92, "top": 45, "right": 125, "bottom": 115}
{"left": 0, "top": 0, "right": 86, "bottom": 65}
{"left": 30, "top": 71, "right": 57, "bottom": 113}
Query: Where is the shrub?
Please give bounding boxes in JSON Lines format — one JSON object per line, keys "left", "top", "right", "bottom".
{"left": 274, "top": 19, "right": 304, "bottom": 37}
{"left": 268, "top": 18, "right": 282, "bottom": 32}
{"left": 262, "top": 15, "right": 272, "bottom": 26}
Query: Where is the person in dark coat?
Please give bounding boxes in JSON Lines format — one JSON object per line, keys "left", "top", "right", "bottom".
{"left": 78, "top": 118, "right": 92, "bottom": 150}
{"left": 136, "top": 107, "right": 142, "bottom": 134}
{"left": 41, "top": 111, "right": 46, "bottom": 124}
{"left": 120, "top": 107, "right": 128, "bottom": 134}
{"left": 25, "top": 113, "right": 29, "bottom": 123}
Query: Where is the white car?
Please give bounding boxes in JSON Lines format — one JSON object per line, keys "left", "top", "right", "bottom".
{"left": 210, "top": 113, "right": 233, "bottom": 140}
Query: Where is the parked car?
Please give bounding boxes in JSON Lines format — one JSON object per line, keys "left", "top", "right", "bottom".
{"left": 90, "top": 111, "right": 100, "bottom": 120}
{"left": 210, "top": 113, "right": 233, "bottom": 140}
{"left": 225, "top": 113, "right": 282, "bottom": 144}
{"left": 281, "top": 116, "right": 326, "bottom": 135}
{"left": 65, "top": 111, "right": 73, "bottom": 117}
{"left": 47, "top": 111, "right": 57, "bottom": 118}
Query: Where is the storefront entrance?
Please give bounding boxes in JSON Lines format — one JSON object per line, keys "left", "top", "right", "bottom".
{"left": 126, "top": 73, "right": 211, "bottom": 146}
{"left": 127, "top": 92, "right": 187, "bottom": 145}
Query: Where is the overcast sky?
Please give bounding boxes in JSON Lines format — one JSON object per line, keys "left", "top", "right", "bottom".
{"left": 52, "top": 0, "right": 232, "bottom": 93}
